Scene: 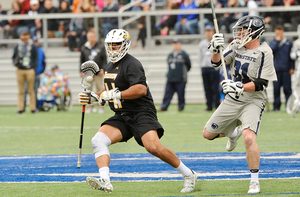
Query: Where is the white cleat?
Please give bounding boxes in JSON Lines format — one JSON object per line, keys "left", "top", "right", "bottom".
{"left": 86, "top": 177, "right": 113, "bottom": 193}
{"left": 248, "top": 181, "right": 260, "bottom": 194}
{"left": 226, "top": 127, "right": 243, "bottom": 152}
{"left": 292, "top": 100, "right": 300, "bottom": 118}
{"left": 181, "top": 170, "right": 197, "bottom": 193}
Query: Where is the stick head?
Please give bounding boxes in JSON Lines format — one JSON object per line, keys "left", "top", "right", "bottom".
{"left": 80, "top": 61, "right": 100, "bottom": 89}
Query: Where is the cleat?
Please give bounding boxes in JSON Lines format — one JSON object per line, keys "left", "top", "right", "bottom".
{"left": 181, "top": 170, "right": 197, "bottom": 193}
{"left": 248, "top": 181, "right": 260, "bottom": 194}
{"left": 86, "top": 177, "right": 113, "bottom": 193}
{"left": 226, "top": 127, "right": 243, "bottom": 152}
{"left": 292, "top": 100, "right": 300, "bottom": 118}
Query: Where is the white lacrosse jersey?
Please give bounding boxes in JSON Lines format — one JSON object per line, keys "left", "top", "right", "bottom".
{"left": 223, "top": 40, "right": 277, "bottom": 103}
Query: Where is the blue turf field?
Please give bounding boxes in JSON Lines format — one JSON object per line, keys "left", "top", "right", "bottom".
{"left": 0, "top": 152, "right": 299, "bottom": 182}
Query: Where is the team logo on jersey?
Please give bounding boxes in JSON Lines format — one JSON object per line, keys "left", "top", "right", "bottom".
{"left": 104, "top": 72, "right": 118, "bottom": 80}
{"left": 211, "top": 123, "right": 218, "bottom": 130}
{"left": 235, "top": 53, "right": 257, "bottom": 62}
{"left": 115, "top": 67, "right": 119, "bottom": 70}
{"left": 123, "top": 33, "right": 130, "bottom": 40}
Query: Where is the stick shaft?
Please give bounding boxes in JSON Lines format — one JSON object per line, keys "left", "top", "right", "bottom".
{"left": 77, "top": 105, "right": 85, "bottom": 168}
{"left": 210, "top": 0, "right": 228, "bottom": 80}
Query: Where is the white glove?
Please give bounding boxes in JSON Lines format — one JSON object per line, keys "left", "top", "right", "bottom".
{"left": 78, "top": 91, "right": 101, "bottom": 105}
{"left": 221, "top": 80, "right": 244, "bottom": 99}
{"left": 208, "top": 33, "right": 224, "bottom": 54}
{"left": 110, "top": 88, "right": 122, "bottom": 100}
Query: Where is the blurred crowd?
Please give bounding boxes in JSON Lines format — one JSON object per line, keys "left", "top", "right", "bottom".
{"left": 1, "top": 0, "right": 300, "bottom": 50}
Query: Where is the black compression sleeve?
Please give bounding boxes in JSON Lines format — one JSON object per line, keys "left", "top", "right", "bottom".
{"left": 253, "top": 78, "right": 268, "bottom": 91}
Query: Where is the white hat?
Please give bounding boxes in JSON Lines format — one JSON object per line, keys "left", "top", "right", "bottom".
{"left": 30, "top": 0, "right": 39, "bottom": 5}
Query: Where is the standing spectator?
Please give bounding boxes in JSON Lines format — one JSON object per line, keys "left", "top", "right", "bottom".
{"left": 204, "top": 16, "right": 277, "bottom": 194}
{"left": 40, "top": 0, "right": 59, "bottom": 38}
{"left": 24, "top": 36, "right": 46, "bottom": 110}
{"left": 102, "top": 0, "right": 119, "bottom": 38}
{"left": 174, "top": 0, "right": 198, "bottom": 35}
{"left": 0, "top": 3, "right": 9, "bottom": 47}
{"left": 131, "top": 4, "right": 157, "bottom": 50}
{"left": 198, "top": 25, "right": 220, "bottom": 111}
{"left": 159, "top": 38, "right": 191, "bottom": 112}
{"left": 269, "top": 25, "right": 294, "bottom": 111}
{"left": 12, "top": 30, "right": 38, "bottom": 114}
{"left": 25, "top": 0, "right": 42, "bottom": 38}
{"left": 80, "top": 31, "right": 107, "bottom": 113}
{"left": 77, "top": 29, "right": 197, "bottom": 194}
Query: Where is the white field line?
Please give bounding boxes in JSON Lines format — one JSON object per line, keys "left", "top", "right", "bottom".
{"left": 1, "top": 153, "right": 300, "bottom": 160}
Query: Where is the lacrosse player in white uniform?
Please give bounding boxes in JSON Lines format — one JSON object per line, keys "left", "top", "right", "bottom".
{"left": 203, "top": 15, "right": 277, "bottom": 194}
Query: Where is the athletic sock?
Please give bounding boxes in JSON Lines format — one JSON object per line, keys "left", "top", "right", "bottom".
{"left": 99, "top": 167, "right": 110, "bottom": 181}
{"left": 250, "top": 169, "right": 259, "bottom": 183}
{"left": 175, "top": 161, "right": 193, "bottom": 177}
{"left": 229, "top": 127, "right": 239, "bottom": 138}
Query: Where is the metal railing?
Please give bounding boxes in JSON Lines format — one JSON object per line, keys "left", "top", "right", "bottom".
{"left": 1, "top": 5, "right": 300, "bottom": 51}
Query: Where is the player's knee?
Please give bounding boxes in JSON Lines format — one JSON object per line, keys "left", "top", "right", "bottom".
{"left": 203, "top": 129, "right": 219, "bottom": 140}
{"left": 91, "top": 132, "right": 111, "bottom": 159}
{"left": 144, "top": 145, "right": 160, "bottom": 157}
{"left": 243, "top": 130, "right": 256, "bottom": 148}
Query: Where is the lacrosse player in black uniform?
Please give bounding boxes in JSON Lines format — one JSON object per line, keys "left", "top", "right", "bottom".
{"left": 78, "top": 29, "right": 197, "bottom": 194}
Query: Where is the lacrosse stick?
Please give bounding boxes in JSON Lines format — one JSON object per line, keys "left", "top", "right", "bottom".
{"left": 210, "top": 0, "right": 228, "bottom": 80}
{"left": 77, "top": 60, "right": 99, "bottom": 168}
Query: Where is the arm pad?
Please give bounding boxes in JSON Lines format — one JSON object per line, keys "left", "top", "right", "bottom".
{"left": 211, "top": 60, "right": 222, "bottom": 68}
{"left": 253, "top": 78, "right": 268, "bottom": 91}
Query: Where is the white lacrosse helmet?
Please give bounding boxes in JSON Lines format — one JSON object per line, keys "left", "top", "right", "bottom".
{"left": 104, "top": 29, "right": 131, "bottom": 63}
{"left": 232, "top": 15, "right": 265, "bottom": 49}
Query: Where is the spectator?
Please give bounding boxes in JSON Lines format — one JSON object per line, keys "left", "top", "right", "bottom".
{"left": 19, "top": 0, "right": 31, "bottom": 13}
{"left": 131, "top": 4, "right": 157, "bottom": 50}
{"left": 80, "top": 31, "right": 107, "bottom": 113}
{"left": 269, "top": 25, "right": 294, "bottom": 111}
{"left": 155, "top": 0, "right": 179, "bottom": 36}
{"left": 68, "top": 5, "right": 86, "bottom": 51}
{"left": 281, "top": 0, "right": 298, "bottom": 31}
{"left": 118, "top": 0, "right": 130, "bottom": 9}
{"left": 198, "top": 25, "right": 220, "bottom": 111}
{"left": 12, "top": 30, "right": 38, "bottom": 114}
{"left": 197, "top": 0, "right": 213, "bottom": 34}
{"left": 102, "top": 0, "right": 119, "bottom": 38}
{"left": 96, "top": 0, "right": 105, "bottom": 11}
{"left": 57, "top": 0, "right": 71, "bottom": 38}
{"left": 159, "top": 38, "right": 191, "bottom": 112}
{"left": 0, "top": 3, "right": 9, "bottom": 47}
{"left": 6, "top": 0, "right": 28, "bottom": 38}
{"left": 218, "top": 0, "right": 242, "bottom": 33}
{"left": 260, "top": 0, "right": 283, "bottom": 31}
{"left": 24, "top": 0, "right": 42, "bottom": 38}
{"left": 174, "top": 0, "right": 198, "bottom": 35}
{"left": 40, "top": 0, "right": 59, "bottom": 38}
{"left": 242, "top": 0, "right": 258, "bottom": 16}
{"left": 84, "top": 3, "right": 103, "bottom": 43}
{"left": 24, "top": 36, "right": 46, "bottom": 110}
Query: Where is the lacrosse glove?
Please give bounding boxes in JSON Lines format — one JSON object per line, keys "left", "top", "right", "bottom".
{"left": 221, "top": 80, "right": 244, "bottom": 99}
{"left": 78, "top": 91, "right": 105, "bottom": 106}
{"left": 208, "top": 33, "right": 224, "bottom": 54}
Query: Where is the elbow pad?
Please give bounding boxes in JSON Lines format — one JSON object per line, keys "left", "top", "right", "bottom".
{"left": 211, "top": 60, "right": 221, "bottom": 68}
{"left": 253, "top": 78, "right": 268, "bottom": 91}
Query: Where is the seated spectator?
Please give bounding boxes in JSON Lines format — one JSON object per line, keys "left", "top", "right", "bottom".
{"left": 118, "top": 0, "right": 130, "bottom": 9}
{"left": 57, "top": 0, "right": 72, "bottom": 38}
{"left": 102, "top": 0, "right": 119, "bottom": 38}
{"left": 281, "top": 0, "right": 298, "bottom": 31}
{"left": 25, "top": 0, "right": 42, "bottom": 38}
{"left": 6, "top": 0, "right": 28, "bottom": 38}
{"left": 0, "top": 3, "right": 9, "bottom": 46}
{"left": 84, "top": 3, "right": 102, "bottom": 41}
{"left": 260, "top": 0, "right": 283, "bottom": 31}
{"left": 174, "top": 0, "right": 198, "bottom": 35}
{"left": 72, "top": 0, "right": 90, "bottom": 12}
{"left": 96, "top": 0, "right": 105, "bottom": 11}
{"left": 242, "top": 0, "right": 258, "bottom": 16}
{"left": 40, "top": 0, "right": 59, "bottom": 38}
{"left": 19, "top": 0, "right": 31, "bottom": 13}
{"left": 155, "top": 0, "right": 179, "bottom": 36}
{"left": 218, "top": 0, "right": 242, "bottom": 33}
{"left": 197, "top": 0, "right": 213, "bottom": 34}
{"left": 68, "top": 5, "right": 86, "bottom": 51}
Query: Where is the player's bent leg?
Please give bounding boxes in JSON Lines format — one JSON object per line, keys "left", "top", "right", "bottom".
{"left": 87, "top": 126, "right": 123, "bottom": 193}
{"left": 202, "top": 128, "right": 222, "bottom": 140}
{"left": 226, "top": 127, "right": 243, "bottom": 152}
{"left": 142, "top": 130, "right": 197, "bottom": 193}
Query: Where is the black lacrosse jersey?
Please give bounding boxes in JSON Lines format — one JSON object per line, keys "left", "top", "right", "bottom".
{"left": 104, "top": 54, "right": 156, "bottom": 113}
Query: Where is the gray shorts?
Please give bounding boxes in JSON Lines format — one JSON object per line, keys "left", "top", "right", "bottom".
{"left": 204, "top": 97, "right": 265, "bottom": 137}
